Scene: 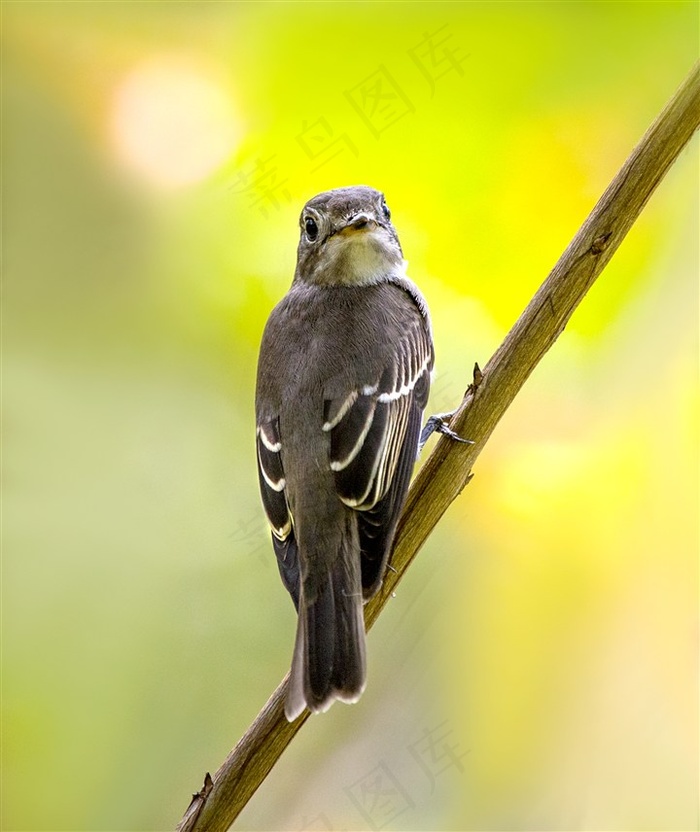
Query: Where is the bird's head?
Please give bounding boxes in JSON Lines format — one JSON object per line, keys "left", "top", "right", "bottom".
{"left": 294, "top": 186, "right": 404, "bottom": 286}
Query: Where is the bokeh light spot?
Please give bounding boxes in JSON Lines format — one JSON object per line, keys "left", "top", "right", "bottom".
{"left": 111, "top": 57, "right": 240, "bottom": 188}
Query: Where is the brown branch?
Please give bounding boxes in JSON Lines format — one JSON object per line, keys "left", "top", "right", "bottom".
{"left": 176, "top": 61, "right": 700, "bottom": 832}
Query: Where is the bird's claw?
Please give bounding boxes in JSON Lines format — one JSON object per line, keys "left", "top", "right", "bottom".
{"left": 435, "top": 421, "right": 472, "bottom": 445}
{"left": 419, "top": 414, "right": 474, "bottom": 453}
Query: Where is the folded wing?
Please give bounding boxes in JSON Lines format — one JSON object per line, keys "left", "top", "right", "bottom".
{"left": 324, "top": 316, "right": 433, "bottom": 595}
{"left": 256, "top": 417, "right": 299, "bottom": 608}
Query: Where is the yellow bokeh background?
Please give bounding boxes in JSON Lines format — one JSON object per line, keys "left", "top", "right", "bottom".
{"left": 3, "top": 3, "right": 697, "bottom": 830}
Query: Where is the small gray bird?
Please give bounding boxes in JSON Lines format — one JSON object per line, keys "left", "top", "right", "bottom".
{"left": 255, "top": 185, "right": 433, "bottom": 721}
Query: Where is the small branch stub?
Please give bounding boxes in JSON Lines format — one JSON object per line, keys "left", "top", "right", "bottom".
{"left": 591, "top": 232, "right": 612, "bottom": 254}
{"left": 469, "top": 361, "right": 483, "bottom": 394}
{"left": 178, "top": 773, "right": 213, "bottom": 832}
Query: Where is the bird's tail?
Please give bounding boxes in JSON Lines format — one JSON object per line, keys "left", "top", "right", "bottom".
{"left": 285, "top": 529, "right": 366, "bottom": 722}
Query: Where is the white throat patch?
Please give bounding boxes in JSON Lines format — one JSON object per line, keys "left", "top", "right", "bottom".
{"left": 316, "top": 228, "right": 405, "bottom": 286}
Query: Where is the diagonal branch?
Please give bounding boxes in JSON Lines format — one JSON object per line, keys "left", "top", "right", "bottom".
{"left": 177, "top": 61, "right": 700, "bottom": 832}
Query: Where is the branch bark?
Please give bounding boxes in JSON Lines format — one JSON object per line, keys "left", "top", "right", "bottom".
{"left": 177, "top": 61, "right": 700, "bottom": 832}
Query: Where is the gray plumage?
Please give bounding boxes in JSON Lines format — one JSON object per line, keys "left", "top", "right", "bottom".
{"left": 255, "top": 186, "right": 433, "bottom": 721}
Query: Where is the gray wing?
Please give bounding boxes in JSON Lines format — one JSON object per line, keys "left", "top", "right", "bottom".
{"left": 326, "top": 313, "right": 432, "bottom": 510}
{"left": 324, "top": 314, "right": 433, "bottom": 595}
{"left": 256, "top": 417, "right": 299, "bottom": 608}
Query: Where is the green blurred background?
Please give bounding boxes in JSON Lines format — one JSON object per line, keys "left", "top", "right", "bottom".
{"left": 3, "top": 2, "right": 698, "bottom": 830}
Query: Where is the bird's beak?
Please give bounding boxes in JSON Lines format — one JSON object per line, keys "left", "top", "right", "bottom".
{"left": 341, "top": 213, "right": 377, "bottom": 234}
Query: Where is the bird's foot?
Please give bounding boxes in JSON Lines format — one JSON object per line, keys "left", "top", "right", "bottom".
{"left": 419, "top": 412, "right": 473, "bottom": 454}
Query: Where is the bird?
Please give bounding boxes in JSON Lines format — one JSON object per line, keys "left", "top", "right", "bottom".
{"left": 255, "top": 185, "right": 434, "bottom": 721}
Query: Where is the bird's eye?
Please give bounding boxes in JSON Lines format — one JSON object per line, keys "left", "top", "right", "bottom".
{"left": 304, "top": 216, "right": 319, "bottom": 241}
{"left": 381, "top": 201, "right": 391, "bottom": 221}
